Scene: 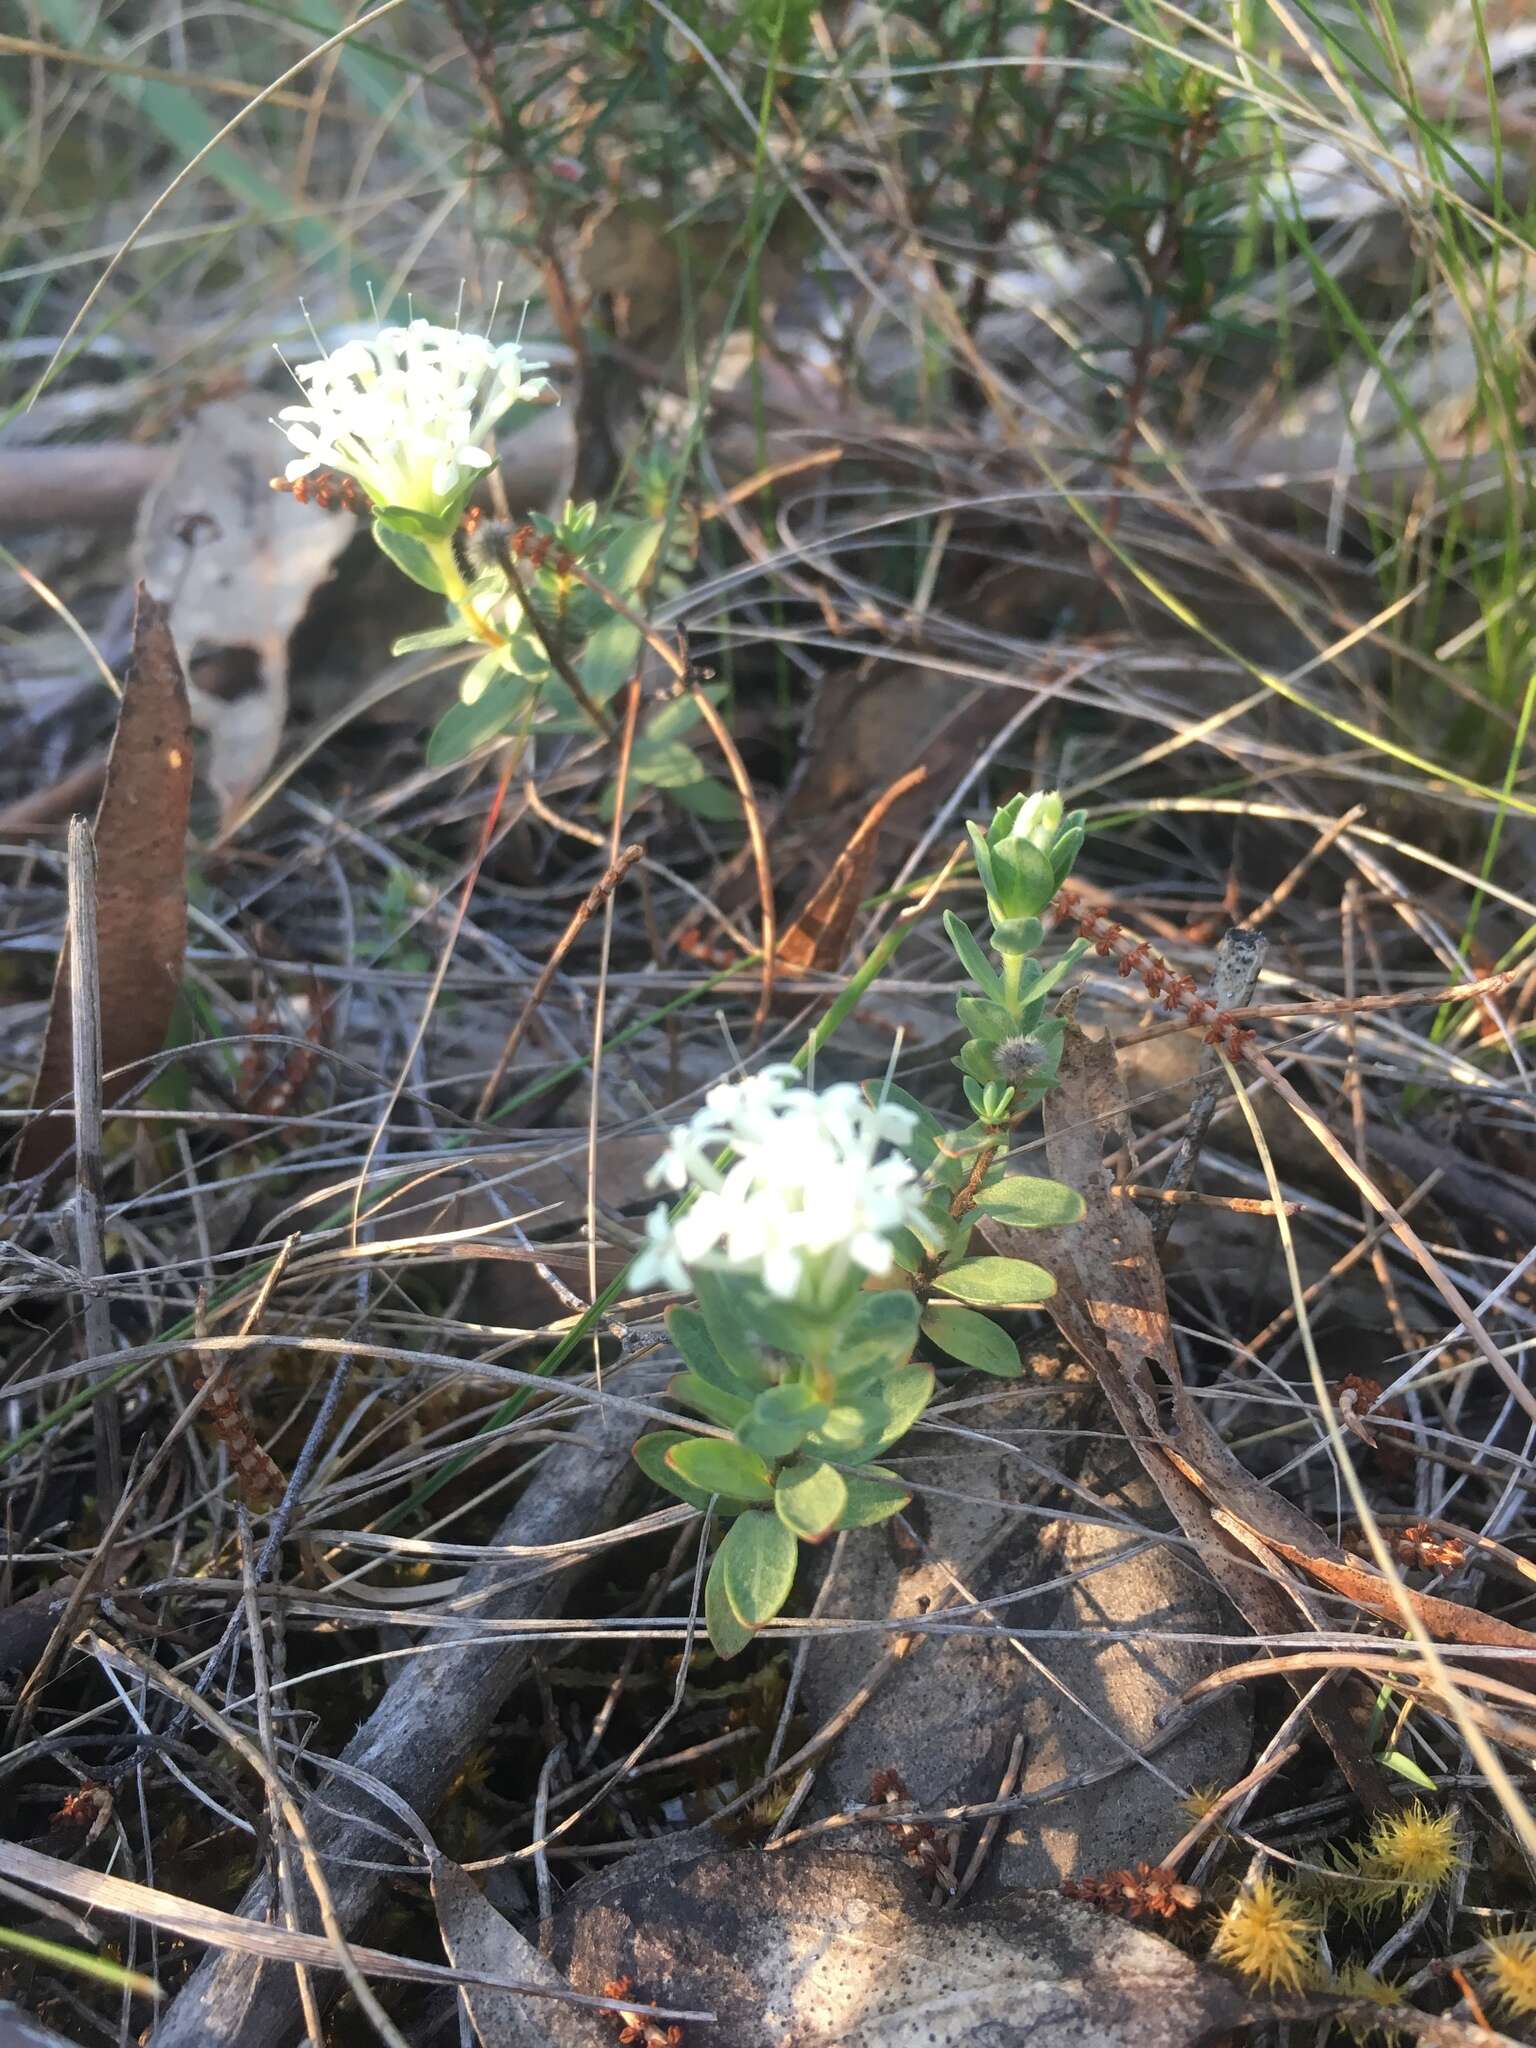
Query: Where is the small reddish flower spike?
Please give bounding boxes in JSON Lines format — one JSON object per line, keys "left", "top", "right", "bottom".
{"left": 1051, "top": 887, "right": 1258, "bottom": 1063}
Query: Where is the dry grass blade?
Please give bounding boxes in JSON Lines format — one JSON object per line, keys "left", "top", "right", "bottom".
{"left": 149, "top": 1376, "right": 657, "bottom": 2048}
{"left": 431, "top": 1852, "right": 608, "bottom": 2047}
{"left": 686, "top": 679, "right": 777, "bottom": 1037}
{"left": 61, "top": 819, "right": 119, "bottom": 1507}
{"left": 777, "top": 765, "right": 929, "bottom": 973}
{"left": 993, "top": 1015, "right": 1395, "bottom": 1808}
{"left": 0, "top": 1841, "right": 702, "bottom": 2025}
{"left": 476, "top": 842, "right": 644, "bottom": 1119}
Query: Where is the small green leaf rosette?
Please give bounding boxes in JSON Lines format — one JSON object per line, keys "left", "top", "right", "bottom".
{"left": 634, "top": 1281, "right": 919, "bottom": 1656}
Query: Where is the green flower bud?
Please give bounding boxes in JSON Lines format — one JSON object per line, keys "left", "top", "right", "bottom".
{"left": 976, "top": 791, "right": 1077, "bottom": 924}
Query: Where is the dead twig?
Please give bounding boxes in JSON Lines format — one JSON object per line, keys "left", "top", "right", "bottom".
{"left": 1153, "top": 924, "right": 1266, "bottom": 1250}
{"left": 148, "top": 1374, "right": 659, "bottom": 2048}
{"left": 477, "top": 842, "right": 644, "bottom": 1119}
{"left": 64, "top": 819, "right": 119, "bottom": 1511}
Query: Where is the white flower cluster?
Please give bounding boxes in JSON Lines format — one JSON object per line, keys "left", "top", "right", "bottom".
{"left": 277, "top": 318, "right": 550, "bottom": 515}
{"left": 631, "top": 1066, "right": 924, "bottom": 1302}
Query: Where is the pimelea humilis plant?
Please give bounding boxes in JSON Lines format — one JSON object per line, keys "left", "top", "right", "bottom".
{"left": 272, "top": 313, "right": 725, "bottom": 805}
{"left": 632, "top": 793, "right": 1090, "bottom": 1656}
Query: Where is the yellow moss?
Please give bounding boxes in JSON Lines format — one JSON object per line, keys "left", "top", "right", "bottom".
{"left": 1359, "top": 1802, "right": 1460, "bottom": 1905}
{"left": 446, "top": 1744, "right": 495, "bottom": 1798}
{"left": 1210, "top": 1877, "right": 1316, "bottom": 1994}
{"left": 1482, "top": 1929, "right": 1536, "bottom": 2021}
{"left": 1329, "top": 1962, "right": 1406, "bottom": 2006}
{"left": 1181, "top": 1783, "right": 1225, "bottom": 1822}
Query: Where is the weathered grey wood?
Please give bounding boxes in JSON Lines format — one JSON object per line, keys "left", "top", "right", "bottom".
{"left": 151, "top": 1379, "right": 654, "bottom": 2048}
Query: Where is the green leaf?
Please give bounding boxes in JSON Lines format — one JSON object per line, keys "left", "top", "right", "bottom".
{"left": 921, "top": 1303, "right": 1021, "bottom": 1377}
{"left": 373, "top": 518, "right": 449, "bottom": 591}
{"left": 988, "top": 836, "right": 1055, "bottom": 919}
{"left": 774, "top": 1459, "right": 847, "bottom": 1542}
{"left": 955, "top": 994, "right": 1015, "bottom": 1042}
{"left": 808, "top": 1363, "right": 934, "bottom": 1464}
{"left": 705, "top": 1550, "right": 755, "bottom": 1659}
{"left": 669, "top": 1372, "right": 751, "bottom": 1430}
{"left": 932, "top": 1256, "right": 1056, "bottom": 1307}
{"left": 691, "top": 1266, "right": 764, "bottom": 1382}
{"left": 667, "top": 1305, "right": 761, "bottom": 1399}
{"left": 739, "top": 1383, "right": 827, "bottom": 1461}
{"left": 593, "top": 516, "right": 665, "bottom": 598}
{"left": 957, "top": 1038, "right": 1000, "bottom": 1084}
{"left": 835, "top": 1466, "right": 911, "bottom": 1528}
{"left": 373, "top": 503, "right": 456, "bottom": 541}
{"left": 425, "top": 673, "right": 533, "bottom": 768}
{"left": 1381, "top": 1749, "right": 1439, "bottom": 1791}
{"left": 665, "top": 1437, "right": 775, "bottom": 1502}
{"left": 856, "top": 1362, "right": 936, "bottom": 1458}
{"left": 943, "top": 910, "right": 1004, "bottom": 1003}
{"left": 1051, "top": 824, "right": 1085, "bottom": 883}
{"left": 1026, "top": 943, "right": 1090, "bottom": 1003}
{"left": 829, "top": 1288, "right": 919, "bottom": 1384}
{"left": 643, "top": 690, "right": 711, "bottom": 743}
{"left": 577, "top": 614, "right": 643, "bottom": 706}
{"left": 974, "top": 1176, "right": 1085, "bottom": 1229}
{"left": 501, "top": 626, "right": 555, "bottom": 683}
{"left": 629, "top": 738, "right": 706, "bottom": 790}
{"left": 632, "top": 1431, "right": 715, "bottom": 1513}
{"left": 886, "top": 1226, "right": 926, "bottom": 1275}
{"left": 965, "top": 820, "right": 996, "bottom": 903}
{"left": 735, "top": 1276, "right": 815, "bottom": 1357}
{"left": 929, "top": 1122, "right": 986, "bottom": 1193}
{"left": 718, "top": 1510, "right": 798, "bottom": 1626}
{"left": 904, "top": 1193, "right": 964, "bottom": 1263}
{"left": 669, "top": 774, "right": 740, "bottom": 821}
{"left": 810, "top": 1403, "right": 871, "bottom": 1452}
{"left": 690, "top": 1266, "right": 813, "bottom": 1368}
{"left": 991, "top": 914, "right": 1045, "bottom": 956}
{"left": 391, "top": 621, "right": 474, "bottom": 656}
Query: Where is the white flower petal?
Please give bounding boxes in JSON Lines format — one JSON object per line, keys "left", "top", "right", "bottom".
{"left": 274, "top": 318, "right": 553, "bottom": 518}
{"left": 628, "top": 1070, "right": 925, "bottom": 1301}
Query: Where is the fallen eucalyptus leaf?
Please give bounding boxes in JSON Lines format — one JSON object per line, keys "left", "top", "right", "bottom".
{"left": 134, "top": 395, "right": 354, "bottom": 820}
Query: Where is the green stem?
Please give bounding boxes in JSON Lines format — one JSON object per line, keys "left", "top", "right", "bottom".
{"left": 426, "top": 532, "right": 502, "bottom": 651}
{"left": 1000, "top": 948, "right": 1024, "bottom": 1018}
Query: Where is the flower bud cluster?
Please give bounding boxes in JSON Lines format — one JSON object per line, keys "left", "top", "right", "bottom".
{"left": 631, "top": 1066, "right": 924, "bottom": 1307}
{"left": 277, "top": 318, "right": 549, "bottom": 519}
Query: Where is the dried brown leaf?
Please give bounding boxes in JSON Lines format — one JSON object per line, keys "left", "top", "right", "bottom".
{"left": 778, "top": 765, "right": 928, "bottom": 973}
{"left": 15, "top": 587, "right": 191, "bottom": 1186}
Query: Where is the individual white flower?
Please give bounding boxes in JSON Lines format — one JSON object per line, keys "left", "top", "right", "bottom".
{"left": 275, "top": 318, "right": 551, "bottom": 517}
{"left": 629, "top": 1069, "right": 925, "bottom": 1304}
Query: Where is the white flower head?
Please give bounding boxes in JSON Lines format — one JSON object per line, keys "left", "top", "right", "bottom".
{"left": 630, "top": 1066, "right": 925, "bottom": 1304}
{"left": 275, "top": 317, "right": 551, "bottom": 517}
